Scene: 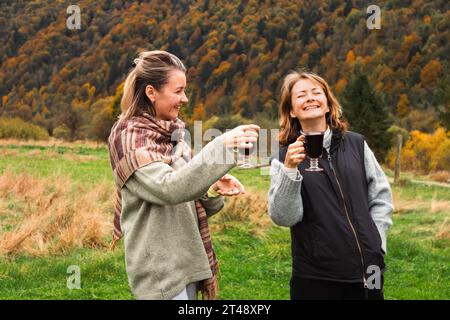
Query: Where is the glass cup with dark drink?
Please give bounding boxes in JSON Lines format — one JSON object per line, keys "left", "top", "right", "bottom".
{"left": 238, "top": 141, "right": 257, "bottom": 169}
{"left": 301, "top": 131, "right": 324, "bottom": 172}
{"left": 235, "top": 128, "right": 258, "bottom": 169}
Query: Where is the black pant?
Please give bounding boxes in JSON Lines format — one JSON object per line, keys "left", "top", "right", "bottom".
{"left": 290, "top": 276, "right": 384, "bottom": 300}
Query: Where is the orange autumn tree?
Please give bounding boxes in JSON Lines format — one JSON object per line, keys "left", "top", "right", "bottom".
{"left": 420, "top": 60, "right": 442, "bottom": 87}
{"left": 396, "top": 94, "right": 410, "bottom": 119}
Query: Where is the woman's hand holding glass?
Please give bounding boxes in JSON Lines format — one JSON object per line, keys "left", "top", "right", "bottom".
{"left": 284, "top": 135, "right": 306, "bottom": 169}
{"left": 222, "top": 124, "right": 260, "bottom": 168}
{"left": 222, "top": 124, "right": 260, "bottom": 150}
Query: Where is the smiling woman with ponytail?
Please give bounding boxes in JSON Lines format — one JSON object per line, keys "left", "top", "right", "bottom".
{"left": 107, "top": 50, "right": 259, "bottom": 300}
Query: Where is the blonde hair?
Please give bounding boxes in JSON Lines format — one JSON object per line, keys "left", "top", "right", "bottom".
{"left": 278, "top": 70, "right": 347, "bottom": 146}
{"left": 121, "top": 50, "right": 186, "bottom": 120}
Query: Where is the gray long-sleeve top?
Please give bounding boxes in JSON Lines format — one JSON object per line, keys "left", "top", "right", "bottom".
{"left": 268, "top": 128, "right": 394, "bottom": 254}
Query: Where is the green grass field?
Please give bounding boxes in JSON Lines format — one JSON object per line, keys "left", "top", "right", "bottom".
{"left": 0, "top": 143, "right": 449, "bottom": 300}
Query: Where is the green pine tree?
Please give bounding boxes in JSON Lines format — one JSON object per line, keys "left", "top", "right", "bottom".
{"left": 340, "top": 71, "right": 392, "bottom": 161}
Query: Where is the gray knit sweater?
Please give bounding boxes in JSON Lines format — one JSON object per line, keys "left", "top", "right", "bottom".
{"left": 268, "top": 128, "right": 394, "bottom": 254}
{"left": 120, "top": 136, "right": 236, "bottom": 299}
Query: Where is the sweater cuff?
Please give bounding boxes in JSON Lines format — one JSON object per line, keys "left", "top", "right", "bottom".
{"left": 277, "top": 167, "right": 303, "bottom": 195}
{"left": 207, "top": 187, "right": 220, "bottom": 198}
{"left": 282, "top": 166, "right": 301, "bottom": 180}
{"left": 375, "top": 223, "right": 388, "bottom": 255}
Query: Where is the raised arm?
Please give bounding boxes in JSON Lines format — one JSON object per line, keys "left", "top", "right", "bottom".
{"left": 125, "top": 124, "right": 260, "bottom": 207}
{"left": 125, "top": 136, "right": 235, "bottom": 206}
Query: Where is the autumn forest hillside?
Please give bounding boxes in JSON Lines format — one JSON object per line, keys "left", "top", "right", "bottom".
{"left": 0, "top": 0, "right": 448, "bottom": 161}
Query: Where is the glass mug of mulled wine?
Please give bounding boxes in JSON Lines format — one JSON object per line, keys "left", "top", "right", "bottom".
{"left": 300, "top": 131, "right": 324, "bottom": 172}
{"left": 237, "top": 137, "right": 257, "bottom": 169}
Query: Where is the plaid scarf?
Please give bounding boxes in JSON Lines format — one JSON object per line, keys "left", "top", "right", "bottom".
{"left": 107, "top": 112, "right": 220, "bottom": 300}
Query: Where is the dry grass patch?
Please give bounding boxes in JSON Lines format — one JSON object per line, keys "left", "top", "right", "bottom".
{"left": 210, "top": 190, "right": 271, "bottom": 237}
{"left": 0, "top": 171, "right": 114, "bottom": 257}
{"left": 393, "top": 192, "right": 450, "bottom": 214}
{"left": 0, "top": 149, "right": 19, "bottom": 157}
{"left": 428, "top": 171, "right": 450, "bottom": 183}
{"left": 0, "top": 138, "right": 105, "bottom": 149}
{"left": 435, "top": 218, "right": 449, "bottom": 240}
{"left": 0, "top": 147, "right": 101, "bottom": 163}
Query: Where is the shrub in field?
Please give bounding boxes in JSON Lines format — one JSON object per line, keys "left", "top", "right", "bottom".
{"left": 52, "top": 124, "right": 71, "bottom": 140}
{"left": 0, "top": 117, "right": 49, "bottom": 140}
{"left": 387, "top": 127, "right": 450, "bottom": 173}
{"left": 88, "top": 97, "right": 115, "bottom": 142}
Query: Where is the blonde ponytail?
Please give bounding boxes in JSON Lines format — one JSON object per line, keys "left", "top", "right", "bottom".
{"left": 121, "top": 69, "right": 137, "bottom": 118}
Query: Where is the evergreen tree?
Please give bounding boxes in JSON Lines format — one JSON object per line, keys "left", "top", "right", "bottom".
{"left": 340, "top": 71, "right": 392, "bottom": 161}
